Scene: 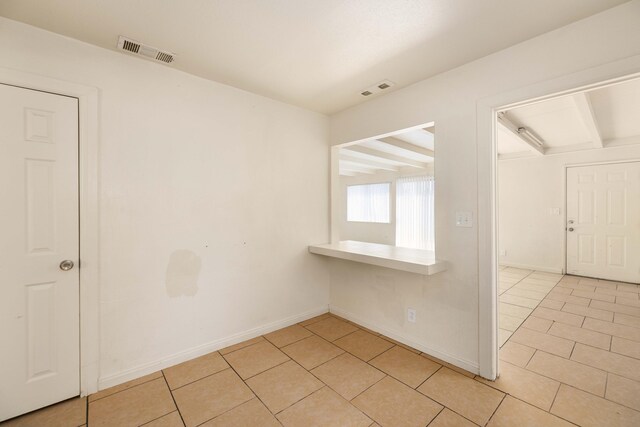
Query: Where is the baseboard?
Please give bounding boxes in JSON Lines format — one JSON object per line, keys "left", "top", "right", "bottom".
{"left": 500, "top": 262, "right": 564, "bottom": 275}
{"left": 329, "top": 305, "right": 479, "bottom": 375}
{"left": 98, "top": 305, "right": 329, "bottom": 390}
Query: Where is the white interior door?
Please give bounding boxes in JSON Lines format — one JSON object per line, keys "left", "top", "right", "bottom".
{"left": 566, "top": 162, "right": 640, "bottom": 283}
{"left": 0, "top": 84, "right": 80, "bottom": 421}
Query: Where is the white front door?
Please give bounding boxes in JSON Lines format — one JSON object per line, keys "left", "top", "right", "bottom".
{"left": 0, "top": 84, "right": 80, "bottom": 421}
{"left": 566, "top": 162, "right": 640, "bottom": 283}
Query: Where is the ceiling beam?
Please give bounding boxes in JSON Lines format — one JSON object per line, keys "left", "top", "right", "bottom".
{"left": 572, "top": 92, "right": 603, "bottom": 148}
{"left": 497, "top": 113, "right": 545, "bottom": 156}
{"left": 339, "top": 154, "right": 400, "bottom": 172}
{"left": 377, "top": 136, "right": 434, "bottom": 157}
{"left": 338, "top": 162, "right": 376, "bottom": 174}
{"left": 343, "top": 146, "right": 428, "bottom": 169}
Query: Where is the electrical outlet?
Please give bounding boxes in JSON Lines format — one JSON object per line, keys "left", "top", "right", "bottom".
{"left": 407, "top": 308, "right": 416, "bottom": 323}
{"left": 500, "top": 249, "right": 507, "bottom": 256}
{"left": 455, "top": 211, "right": 473, "bottom": 228}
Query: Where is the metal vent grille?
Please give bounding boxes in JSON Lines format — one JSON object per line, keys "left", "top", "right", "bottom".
{"left": 156, "top": 52, "right": 174, "bottom": 63}
{"left": 122, "top": 39, "right": 140, "bottom": 53}
{"left": 117, "top": 36, "right": 176, "bottom": 65}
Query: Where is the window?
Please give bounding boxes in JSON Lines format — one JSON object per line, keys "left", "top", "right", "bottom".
{"left": 347, "top": 183, "right": 390, "bottom": 223}
{"left": 396, "top": 175, "right": 435, "bottom": 250}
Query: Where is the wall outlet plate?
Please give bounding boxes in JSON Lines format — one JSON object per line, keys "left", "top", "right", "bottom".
{"left": 455, "top": 211, "right": 473, "bottom": 228}
{"left": 407, "top": 308, "right": 416, "bottom": 323}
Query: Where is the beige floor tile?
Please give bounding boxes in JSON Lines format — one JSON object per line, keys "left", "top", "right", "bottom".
{"left": 582, "top": 317, "right": 640, "bottom": 342}
{"left": 2, "top": 397, "right": 86, "bottom": 427}
{"left": 281, "top": 335, "right": 344, "bottom": 370}
{"left": 499, "top": 313, "right": 525, "bottom": 332}
{"left": 572, "top": 289, "right": 616, "bottom": 302}
{"left": 333, "top": 330, "right": 394, "bottom": 361}
{"left": 172, "top": 369, "right": 254, "bottom": 427}
{"left": 417, "top": 368, "right": 503, "bottom": 426}
{"left": 557, "top": 281, "right": 595, "bottom": 292}
{"left": 164, "top": 352, "right": 229, "bottom": 390}
{"left": 551, "top": 384, "right": 640, "bottom": 427}
{"left": 545, "top": 292, "right": 590, "bottom": 306}
{"left": 526, "top": 351, "right": 607, "bottom": 396}
{"left": 420, "top": 353, "right": 475, "bottom": 378}
{"left": 590, "top": 300, "right": 640, "bottom": 317}
{"left": 521, "top": 316, "right": 553, "bottom": 333}
{"left": 245, "top": 360, "right": 323, "bottom": 413}
{"left": 571, "top": 343, "right": 640, "bottom": 382}
{"left": 378, "top": 336, "right": 421, "bottom": 354}
{"left": 617, "top": 297, "right": 640, "bottom": 307}
{"left": 531, "top": 307, "right": 584, "bottom": 326}
{"left": 89, "top": 371, "right": 163, "bottom": 402}
{"left": 201, "top": 399, "right": 279, "bottom": 427}
{"left": 606, "top": 374, "right": 640, "bottom": 412}
{"left": 223, "top": 340, "right": 290, "bottom": 379}
{"left": 499, "top": 294, "right": 540, "bottom": 309}
{"left": 353, "top": 376, "right": 442, "bottom": 427}
{"left": 538, "top": 299, "right": 564, "bottom": 310}
{"left": 428, "top": 408, "right": 476, "bottom": 427}
{"left": 617, "top": 283, "right": 640, "bottom": 293}
{"left": 264, "top": 324, "right": 313, "bottom": 348}
{"left": 487, "top": 396, "right": 573, "bottom": 427}
{"left": 509, "top": 328, "right": 574, "bottom": 358}
{"left": 277, "top": 387, "right": 371, "bottom": 427}
{"left": 311, "top": 353, "right": 385, "bottom": 400}
{"left": 145, "top": 411, "right": 184, "bottom": 427}
{"left": 506, "top": 287, "right": 548, "bottom": 300}
{"left": 499, "top": 302, "right": 532, "bottom": 319}
{"left": 499, "top": 341, "right": 535, "bottom": 367}
{"left": 369, "top": 346, "right": 440, "bottom": 388}
{"left": 611, "top": 336, "right": 640, "bottom": 359}
{"left": 298, "top": 312, "right": 332, "bottom": 326}
{"left": 562, "top": 303, "right": 614, "bottom": 321}
{"left": 498, "top": 329, "right": 512, "bottom": 347}
{"left": 596, "top": 287, "right": 640, "bottom": 299}
{"left": 304, "top": 317, "right": 359, "bottom": 341}
{"left": 476, "top": 361, "right": 559, "bottom": 410}
{"left": 88, "top": 378, "right": 175, "bottom": 427}
{"left": 547, "top": 322, "right": 611, "bottom": 350}
{"left": 220, "top": 336, "right": 265, "bottom": 355}
{"left": 614, "top": 312, "right": 640, "bottom": 328}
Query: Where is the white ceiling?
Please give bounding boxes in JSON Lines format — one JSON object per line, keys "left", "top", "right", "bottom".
{"left": 340, "top": 128, "right": 434, "bottom": 176}
{"left": 497, "top": 77, "right": 640, "bottom": 159}
{"left": 0, "top": 0, "right": 627, "bottom": 114}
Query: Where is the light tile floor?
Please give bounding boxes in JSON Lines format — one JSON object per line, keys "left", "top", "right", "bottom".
{"left": 3, "top": 274, "right": 640, "bottom": 426}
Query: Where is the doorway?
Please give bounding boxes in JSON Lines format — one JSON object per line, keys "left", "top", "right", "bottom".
{"left": 0, "top": 84, "right": 80, "bottom": 421}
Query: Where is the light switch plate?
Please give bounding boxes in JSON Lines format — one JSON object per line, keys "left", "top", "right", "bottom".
{"left": 456, "top": 211, "right": 473, "bottom": 228}
{"left": 549, "top": 207, "right": 561, "bottom": 216}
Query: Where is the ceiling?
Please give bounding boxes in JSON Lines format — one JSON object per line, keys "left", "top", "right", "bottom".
{"left": 497, "top": 77, "right": 640, "bottom": 159}
{"left": 0, "top": 0, "right": 628, "bottom": 114}
{"left": 340, "top": 127, "right": 434, "bottom": 176}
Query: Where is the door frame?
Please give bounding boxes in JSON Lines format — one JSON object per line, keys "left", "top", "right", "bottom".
{"left": 477, "top": 54, "right": 640, "bottom": 380}
{"left": 564, "top": 159, "right": 640, "bottom": 279}
{"left": 0, "top": 67, "right": 100, "bottom": 396}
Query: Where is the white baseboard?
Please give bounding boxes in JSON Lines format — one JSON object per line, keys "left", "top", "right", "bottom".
{"left": 98, "top": 305, "right": 329, "bottom": 390}
{"left": 329, "top": 305, "right": 479, "bottom": 375}
{"left": 500, "top": 262, "right": 564, "bottom": 275}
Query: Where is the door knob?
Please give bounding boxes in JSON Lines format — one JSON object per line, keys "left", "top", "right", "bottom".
{"left": 568, "top": 228, "right": 574, "bottom": 232}
{"left": 59, "top": 260, "right": 74, "bottom": 271}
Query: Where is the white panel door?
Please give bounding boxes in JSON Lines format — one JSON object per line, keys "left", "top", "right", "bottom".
{"left": 566, "top": 162, "right": 640, "bottom": 283}
{"left": 0, "top": 84, "right": 79, "bottom": 421}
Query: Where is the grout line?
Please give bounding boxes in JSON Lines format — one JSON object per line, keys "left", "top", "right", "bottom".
{"left": 87, "top": 373, "right": 163, "bottom": 403}
{"left": 162, "top": 370, "right": 187, "bottom": 427}
{"left": 414, "top": 365, "right": 442, "bottom": 390}
{"left": 139, "top": 410, "right": 181, "bottom": 426}
{"left": 349, "top": 374, "right": 388, "bottom": 402}
{"left": 169, "top": 367, "right": 232, "bottom": 392}
{"left": 424, "top": 406, "right": 446, "bottom": 426}
{"left": 485, "top": 393, "right": 507, "bottom": 426}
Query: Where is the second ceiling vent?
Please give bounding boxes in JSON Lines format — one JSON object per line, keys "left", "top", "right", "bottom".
{"left": 117, "top": 36, "right": 176, "bottom": 64}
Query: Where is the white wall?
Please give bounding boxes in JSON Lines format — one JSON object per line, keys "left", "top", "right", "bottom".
{"left": 0, "top": 17, "right": 330, "bottom": 387}
{"left": 329, "top": 1, "right": 640, "bottom": 372}
{"left": 499, "top": 145, "right": 640, "bottom": 273}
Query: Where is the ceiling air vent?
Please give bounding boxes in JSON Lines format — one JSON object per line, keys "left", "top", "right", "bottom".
{"left": 359, "top": 79, "right": 395, "bottom": 97}
{"left": 117, "top": 36, "right": 175, "bottom": 65}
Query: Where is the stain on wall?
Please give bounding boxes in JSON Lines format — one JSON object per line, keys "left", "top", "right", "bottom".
{"left": 165, "top": 250, "right": 201, "bottom": 297}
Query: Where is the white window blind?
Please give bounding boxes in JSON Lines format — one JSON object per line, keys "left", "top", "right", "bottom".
{"left": 347, "top": 183, "right": 390, "bottom": 223}
{"left": 396, "top": 175, "right": 435, "bottom": 250}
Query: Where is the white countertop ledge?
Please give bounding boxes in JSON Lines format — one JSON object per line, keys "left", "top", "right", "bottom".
{"left": 309, "top": 240, "right": 447, "bottom": 275}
